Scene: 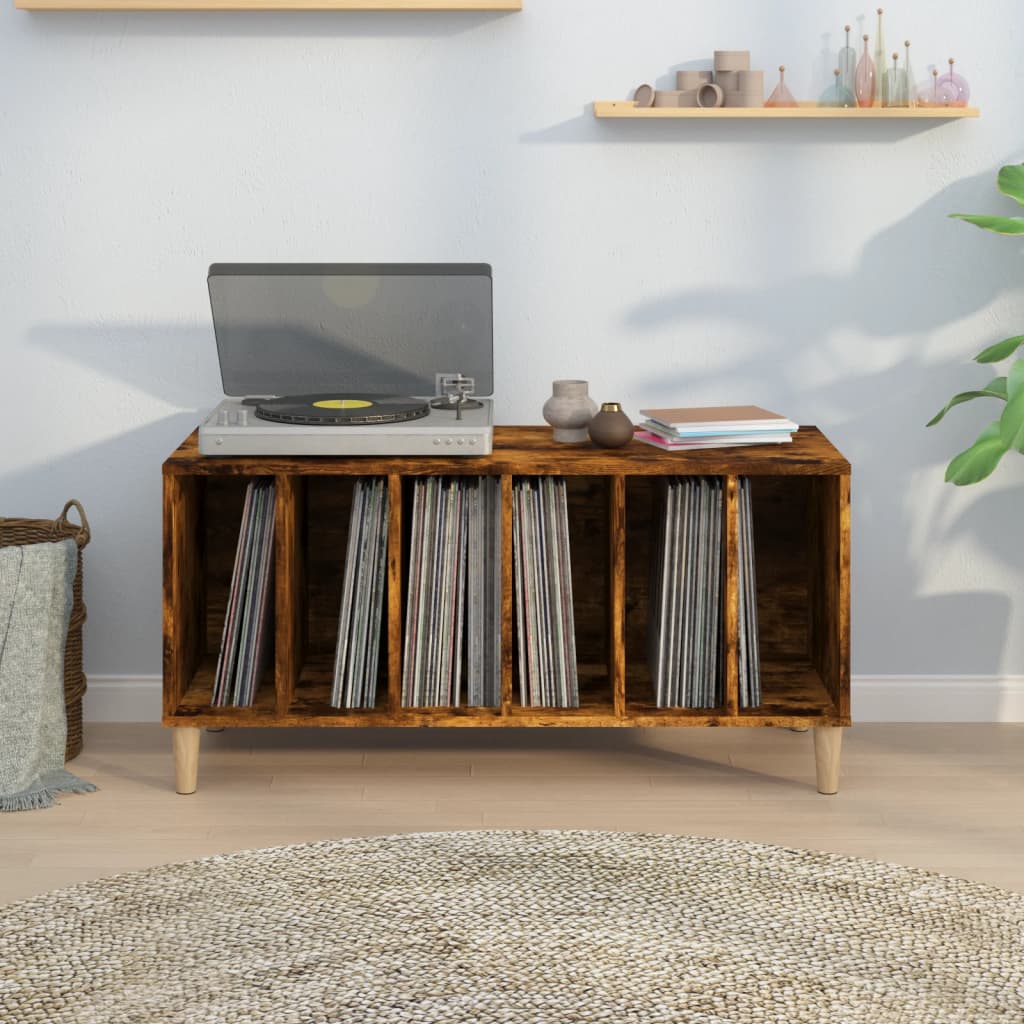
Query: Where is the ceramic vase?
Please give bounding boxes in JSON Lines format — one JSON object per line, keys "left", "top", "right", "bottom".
{"left": 588, "top": 403, "right": 634, "bottom": 448}
{"left": 543, "top": 380, "right": 598, "bottom": 443}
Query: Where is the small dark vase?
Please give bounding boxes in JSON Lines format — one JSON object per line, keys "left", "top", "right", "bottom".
{"left": 588, "top": 402, "right": 634, "bottom": 448}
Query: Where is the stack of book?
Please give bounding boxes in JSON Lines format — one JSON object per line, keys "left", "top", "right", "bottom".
{"left": 512, "top": 476, "right": 580, "bottom": 708}
{"left": 402, "top": 476, "right": 502, "bottom": 708}
{"left": 648, "top": 476, "right": 762, "bottom": 709}
{"left": 213, "top": 479, "right": 276, "bottom": 708}
{"left": 635, "top": 405, "right": 798, "bottom": 451}
{"left": 330, "top": 478, "right": 389, "bottom": 710}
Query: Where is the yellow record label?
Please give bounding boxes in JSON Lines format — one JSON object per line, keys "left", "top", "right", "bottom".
{"left": 313, "top": 399, "right": 374, "bottom": 410}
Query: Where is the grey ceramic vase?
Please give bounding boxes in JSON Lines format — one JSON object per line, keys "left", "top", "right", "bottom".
{"left": 588, "top": 402, "right": 634, "bottom": 448}
{"left": 543, "top": 380, "right": 598, "bottom": 443}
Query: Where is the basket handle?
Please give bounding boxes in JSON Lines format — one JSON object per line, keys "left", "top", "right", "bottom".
{"left": 58, "top": 500, "right": 91, "bottom": 547}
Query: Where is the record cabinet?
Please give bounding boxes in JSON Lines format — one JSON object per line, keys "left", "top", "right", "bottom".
{"left": 163, "top": 426, "right": 850, "bottom": 795}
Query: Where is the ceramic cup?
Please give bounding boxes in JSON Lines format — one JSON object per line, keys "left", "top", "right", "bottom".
{"left": 737, "top": 70, "right": 764, "bottom": 93}
{"left": 724, "top": 91, "right": 765, "bottom": 107}
{"left": 714, "top": 50, "right": 751, "bottom": 72}
{"left": 676, "top": 69, "right": 713, "bottom": 90}
{"left": 697, "top": 83, "right": 725, "bottom": 108}
{"left": 653, "top": 90, "right": 685, "bottom": 107}
{"left": 633, "top": 83, "right": 655, "bottom": 107}
{"left": 714, "top": 70, "right": 740, "bottom": 92}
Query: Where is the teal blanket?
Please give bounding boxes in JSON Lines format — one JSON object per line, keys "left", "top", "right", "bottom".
{"left": 0, "top": 539, "right": 96, "bottom": 811}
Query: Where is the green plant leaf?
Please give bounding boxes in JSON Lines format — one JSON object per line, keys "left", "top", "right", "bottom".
{"left": 1001, "top": 387, "right": 1024, "bottom": 452}
{"left": 998, "top": 164, "right": 1024, "bottom": 207}
{"left": 1009, "top": 360, "right": 1024, "bottom": 399}
{"left": 945, "top": 421, "right": 1009, "bottom": 485}
{"left": 950, "top": 213, "right": 1024, "bottom": 234}
{"left": 975, "top": 336, "right": 1024, "bottom": 363}
{"left": 926, "top": 378, "right": 1008, "bottom": 427}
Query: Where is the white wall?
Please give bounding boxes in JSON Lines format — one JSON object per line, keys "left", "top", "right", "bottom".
{"left": 2, "top": 0, "right": 1023, "bottom": 710}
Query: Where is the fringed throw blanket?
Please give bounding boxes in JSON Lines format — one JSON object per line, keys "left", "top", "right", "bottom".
{"left": 0, "top": 539, "right": 95, "bottom": 811}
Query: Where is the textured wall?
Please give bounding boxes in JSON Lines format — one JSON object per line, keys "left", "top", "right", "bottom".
{"left": 1, "top": 0, "right": 1021, "bottom": 679}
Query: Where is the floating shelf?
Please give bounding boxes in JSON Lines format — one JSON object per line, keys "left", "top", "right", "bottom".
{"left": 16, "top": 0, "right": 520, "bottom": 9}
{"left": 594, "top": 101, "right": 979, "bottom": 119}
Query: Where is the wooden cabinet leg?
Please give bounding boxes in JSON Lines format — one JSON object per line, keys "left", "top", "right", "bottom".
{"left": 172, "top": 727, "right": 201, "bottom": 795}
{"left": 813, "top": 726, "right": 842, "bottom": 795}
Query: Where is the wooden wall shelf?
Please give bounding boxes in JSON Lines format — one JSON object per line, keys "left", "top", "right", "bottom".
{"left": 163, "top": 425, "right": 851, "bottom": 796}
{"left": 594, "top": 100, "right": 979, "bottom": 119}
{"left": 16, "top": 0, "right": 520, "bottom": 9}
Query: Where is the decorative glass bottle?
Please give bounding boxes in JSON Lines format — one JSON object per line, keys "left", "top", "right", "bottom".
{"left": 820, "top": 69, "right": 856, "bottom": 108}
{"left": 903, "top": 41, "right": 917, "bottom": 108}
{"left": 838, "top": 25, "right": 857, "bottom": 96}
{"left": 765, "top": 65, "right": 798, "bottom": 107}
{"left": 873, "top": 8, "right": 888, "bottom": 106}
{"left": 856, "top": 35, "right": 876, "bottom": 108}
{"left": 884, "top": 52, "right": 909, "bottom": 107}
{"left": 936, "top": 58, "right": 971, "bottom": 106}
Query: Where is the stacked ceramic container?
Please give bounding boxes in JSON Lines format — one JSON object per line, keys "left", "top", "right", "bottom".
{"left": 637, "top": 50, "right": 765, "bottom": 109}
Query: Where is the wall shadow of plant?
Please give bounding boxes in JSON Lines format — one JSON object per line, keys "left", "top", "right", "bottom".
{"left": 621, "top": 164, "right": 1024, "bottom": 677}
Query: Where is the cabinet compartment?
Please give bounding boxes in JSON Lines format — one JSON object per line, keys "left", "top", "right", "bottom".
{"left": 508, "top": 476, "right": 614, "bottom": 716}
{"left": 287, "top": 477, "right": 390, "bottom": 716}
{"left": 623, "top": 476, "right": 728, "bottom": 717}
{"left": 741, "top": 475, "right": 847, "bottom": 720}
{"left": 165, "top": 475, "right": 277, "bottom": 716}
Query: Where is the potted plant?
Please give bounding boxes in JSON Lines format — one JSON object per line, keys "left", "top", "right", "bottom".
{"left": 928, "top": 164, "right": 1024, "bottom": 485}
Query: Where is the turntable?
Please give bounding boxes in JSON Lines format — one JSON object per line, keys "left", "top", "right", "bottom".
{"left": 199, "top": 264, "right": 495, "bottom": 457}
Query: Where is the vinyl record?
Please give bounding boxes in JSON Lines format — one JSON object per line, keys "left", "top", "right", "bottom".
{"left": 255, "top": 394, "right": 430, "bottom": 426}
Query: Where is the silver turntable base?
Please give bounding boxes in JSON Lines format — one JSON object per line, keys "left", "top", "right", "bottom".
{"left": 199, "top": 397, "right": 493, "bottom": 457}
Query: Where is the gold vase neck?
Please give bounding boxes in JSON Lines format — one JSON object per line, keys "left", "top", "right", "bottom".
{"left": 600, "top": 402, "right": 622, "bottom": 413}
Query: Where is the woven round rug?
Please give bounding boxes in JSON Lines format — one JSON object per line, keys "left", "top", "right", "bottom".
{"left": 2, "top": 830, "right": 1022, "bottom": 1023}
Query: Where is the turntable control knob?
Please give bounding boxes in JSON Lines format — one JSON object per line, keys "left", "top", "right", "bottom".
{"left": 433, "top": 438, "right": 442, "bottom": 446}
{"left": 457, "top": 439, "right": 465, "bottom": 446}
{"left": 217, "top": 410, "right": 230, "bottom": 427}
{"left": 445, "top": 439, "right": 453, "bottom": 446}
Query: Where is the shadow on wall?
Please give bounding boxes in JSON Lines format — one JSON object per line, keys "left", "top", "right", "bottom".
{"left": 2, "top": 323, "right": 224, "bottom": 676}
{"left": 615, "top": 164, "right": 1023, "bottom": 676}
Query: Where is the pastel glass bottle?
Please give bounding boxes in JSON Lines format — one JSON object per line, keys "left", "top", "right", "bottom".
{"left": 820, "top": 69, "right": 855, "bottom": 108}
{"left": 903, "top": 41, "right": 917, "bottom": 108}
{"left": 856, "top": 35, "right": 876, "bottom": 108}
{"left": 884, "top": 52, "right": 908, "bottom": 107}
{"left": 937, "top": 58, "right": 971, "bottom": 106}
{"left": 873, "top": 8, "right": 888, "bottom": 106}
{"left": 765, "top": 65, "right": 798, "bottom": 107}
{"left": 838, "top": 25, "right": 857, "bottom": 95}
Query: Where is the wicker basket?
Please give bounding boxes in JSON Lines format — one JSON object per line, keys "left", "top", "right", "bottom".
{"left": 0, "top": 500, "right": 91, "bottom": 762}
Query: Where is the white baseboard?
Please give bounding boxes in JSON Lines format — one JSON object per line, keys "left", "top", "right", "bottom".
{"left": 851, "top": 676, "right": 1024, "bottom": 723}
{"left": 83, "top": 676, "right": 162, "bottom": 723}
{"left": 82, "top": 674, "right": 1024, "bottom": 724}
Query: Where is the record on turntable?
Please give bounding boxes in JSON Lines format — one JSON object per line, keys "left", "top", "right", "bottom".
{"left": 255, "top": 394, "right": 431, "bottom": 426}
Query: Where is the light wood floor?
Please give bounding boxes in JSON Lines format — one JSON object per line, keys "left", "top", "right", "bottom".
{"left": 2, "top": 723, "right": 1022, "bottom": 905}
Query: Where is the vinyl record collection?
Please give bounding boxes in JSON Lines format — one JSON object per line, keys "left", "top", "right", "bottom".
{"left": 649, "top": 476, "right": 761, "bottom": 709}
{"left": 512, "top": 476, "right": 580, "bottom": 708}
{"left": 402, "top": 476, "right": 502, "bottom": 708}
{"left": 736, "top": 478, "right": 762, "bottom": 709}
{"left": 330, "top": 478, "right": 389, "bottom": 709}
{"left": 213, "top": 479, "right": 276, "bottom": 707}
